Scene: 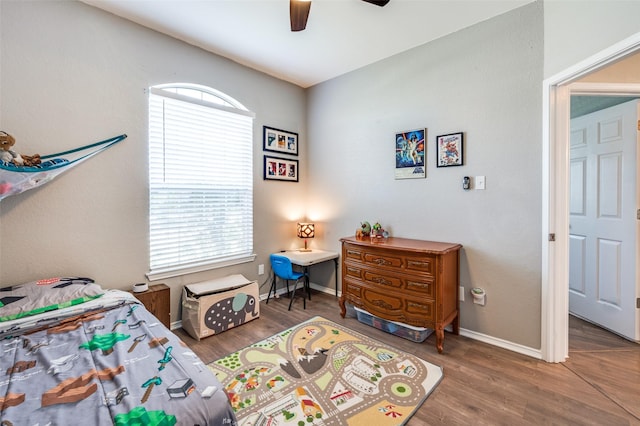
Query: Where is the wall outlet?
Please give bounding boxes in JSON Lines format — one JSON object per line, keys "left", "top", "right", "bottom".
{"left": 471, "top": 287, "right": 486, "bottom": 306}
{"left": 459, "top": 286, "right": 465, "bottom": 302}
{"left": 258, "top": 264, "right": 264, "bottom": 275}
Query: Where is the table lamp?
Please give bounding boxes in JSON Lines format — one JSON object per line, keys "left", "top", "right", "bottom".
{"left": 297, "top": 222, "right": 315, "bottom": 252}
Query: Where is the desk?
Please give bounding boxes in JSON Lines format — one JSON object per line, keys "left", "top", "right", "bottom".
{"left": 268, "top": 249, "right": 340, "bottom": 298}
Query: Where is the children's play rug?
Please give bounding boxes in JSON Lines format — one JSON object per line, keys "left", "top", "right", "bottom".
{"left": 208, "top": 316, "right": 443, "bottom": 426}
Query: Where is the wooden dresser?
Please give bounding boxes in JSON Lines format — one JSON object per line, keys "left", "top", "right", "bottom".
{"left": 339, "top": 236, "right": 462, "bottom": 353}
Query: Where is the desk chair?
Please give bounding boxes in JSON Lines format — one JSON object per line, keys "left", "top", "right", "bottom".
{"left": 268, "top": 254, "right": 309, "bottom": 310}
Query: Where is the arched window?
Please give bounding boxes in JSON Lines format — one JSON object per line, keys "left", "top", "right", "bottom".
{"left": 147, "top": 83, "right": 255, "bottom": 279}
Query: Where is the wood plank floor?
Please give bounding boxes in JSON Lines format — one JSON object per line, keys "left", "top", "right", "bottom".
{"left": 174, "top": 291, "right": 640, "bottom": 425}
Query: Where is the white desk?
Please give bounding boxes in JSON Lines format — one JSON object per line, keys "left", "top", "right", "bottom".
{"left": 269, "top": 249, "right": 340, "bottom": 297}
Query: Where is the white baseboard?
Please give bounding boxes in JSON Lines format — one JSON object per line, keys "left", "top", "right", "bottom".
{"left": 258, "top": 281, "right": 338, "bottom": 301}
{"left": 458, "top": 328, "right": 542, "bottom": 359}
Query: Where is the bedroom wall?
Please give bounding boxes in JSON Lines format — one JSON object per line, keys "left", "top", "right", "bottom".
{"left": 2, "top": 0, "right": 637, "bottom": 353}
{"left": 543, "top": 0, "right": 640, "bottom": 79}
{"left": 306, "top": 2, "right": 544, "bottom": 349}
{"left": 0, "top": 1, "right": 307, "bottom": 321}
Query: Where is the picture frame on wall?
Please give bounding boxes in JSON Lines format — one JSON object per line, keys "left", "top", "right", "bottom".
{"left": 263, "top": 155, "right": 299, "bottom": 182}
{"left": 395, "top": 128, "right": 426, "bottom": 179}
{"left": 263, "top": 126, "right": 298, "bottom": 156}
{"left": 436, "top": 132, "right": 464, "bottom": 167}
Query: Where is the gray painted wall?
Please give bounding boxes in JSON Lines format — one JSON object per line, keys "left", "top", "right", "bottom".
{"left": 543, "top": 0, "right": 640, "bottom": 79}
{"left": 0, "top": 0, "right": 307, "bottom": 320}
{"left": 1, "top": 0, "right": 638, "bottom": 352}
{"left": 307, "top": 2, "right": 544, "bottom": 349}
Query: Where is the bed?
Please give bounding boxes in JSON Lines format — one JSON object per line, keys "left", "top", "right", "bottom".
{"left": 0, "top": 277, "right": 237, "bottom": 425}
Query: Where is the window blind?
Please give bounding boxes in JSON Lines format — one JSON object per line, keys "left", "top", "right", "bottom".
{"left": 148, "top": 87, "right": 254, "bottom": 279}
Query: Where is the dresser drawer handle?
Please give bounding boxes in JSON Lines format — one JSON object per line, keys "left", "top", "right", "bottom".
{"left": 373, "top": 257, "right": 391, "bottom": 266}
{"left": 408, "top": 282, "right": 430, "bottom": 290}
{"left": 408, "top": 260, "right": 429, "bottom": 268}
{"left": 408, "top": 302, "right": 429, "bottom": 310}
{"left": 371, "top": 299, "right": 393, "bottom": 310}
{"left": 372, "top": 277, "right": 392, "bottom": 286}
{"left": 347, "top": 250, "right": 361, "bottom": 257}
{"left": 347, "top": 267, "right": 360, "bottom": 275}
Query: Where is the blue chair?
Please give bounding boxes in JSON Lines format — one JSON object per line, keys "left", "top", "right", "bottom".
{"left": 268, "top": 254, "right": 309, "bottom": 310}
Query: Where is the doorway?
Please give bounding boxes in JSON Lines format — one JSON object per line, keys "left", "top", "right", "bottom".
{"left": 542, "top": 33, "right": 640, "bottom": 363}
{"left": 569, "top": 96, "right": 639, "bottom": 341}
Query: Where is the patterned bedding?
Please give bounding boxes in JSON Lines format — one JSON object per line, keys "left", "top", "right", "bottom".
{"left": 0, "top": 282, "right": 236, "bottom": 425}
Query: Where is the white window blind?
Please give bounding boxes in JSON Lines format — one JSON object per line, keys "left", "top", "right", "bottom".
{"left": 147, "top": 85, "right": 254, "bottom": 280}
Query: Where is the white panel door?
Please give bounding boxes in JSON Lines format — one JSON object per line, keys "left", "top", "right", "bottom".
{"left": 569, "top": 99, "right": 639, "bottom": 341}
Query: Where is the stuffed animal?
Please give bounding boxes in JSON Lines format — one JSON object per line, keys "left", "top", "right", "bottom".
{"left": 356, "top": 221, "right": 371, "bottom": 239}
{"left": 0, "top": 131, "right": 18, "bottom": 164}
{"left": 0, "top": 131, "right": 41, "bottom": 166}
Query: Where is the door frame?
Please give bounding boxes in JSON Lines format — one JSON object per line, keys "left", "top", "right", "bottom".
{"left": 542, "top": 32, "right": 640, "bottom": 362}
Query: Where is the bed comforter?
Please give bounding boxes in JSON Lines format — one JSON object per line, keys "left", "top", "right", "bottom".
{"left": 0, "top": 290, "right": 236, "bottom": 425}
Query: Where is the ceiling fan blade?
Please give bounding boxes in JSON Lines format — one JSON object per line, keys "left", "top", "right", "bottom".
{"left": 361, "top": 0, "right": 390, "bottom": 6}
{"left": 290, "top": 0, "right": 312, "bottom": 32}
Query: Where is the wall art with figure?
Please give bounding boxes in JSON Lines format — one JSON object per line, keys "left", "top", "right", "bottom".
{"left": 395, "top": 128, "right": 426, "bottom": 179}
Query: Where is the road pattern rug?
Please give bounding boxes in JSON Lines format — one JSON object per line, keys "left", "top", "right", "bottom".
{"left": 208, "top": 316, "right": 443, "bottom": 426}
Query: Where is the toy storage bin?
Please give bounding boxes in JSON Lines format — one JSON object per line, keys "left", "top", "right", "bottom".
{"left": 355, "top": 307, "right": 433, "bottom": 343}
{"left": 182, "top": 274, "right": 259, "bottom": 340}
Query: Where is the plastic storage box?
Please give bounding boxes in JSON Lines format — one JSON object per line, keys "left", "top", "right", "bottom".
{"left": 355, "top": 307, "right": 433, "bottom": 343}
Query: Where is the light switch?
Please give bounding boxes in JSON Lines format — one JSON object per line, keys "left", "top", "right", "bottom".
{"left": 476, "top": 176, "right": 485, "bottom": 190}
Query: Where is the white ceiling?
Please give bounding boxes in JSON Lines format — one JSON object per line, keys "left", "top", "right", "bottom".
{"left": 82, "top": 0, "right": 534, "bottom": 88}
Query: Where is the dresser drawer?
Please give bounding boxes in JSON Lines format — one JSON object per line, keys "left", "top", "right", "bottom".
{"left": 362, "top": 251, "right": 404, "bottom": 269}
{"left": 404, "top": 256, "right": 435, "bottom": 275}
{"left": 344, "top": 263, "right": 364, "bottom": 280}
{"left": 344, "top": 245, "right": 364, "bottom": 262}
{"left": 362, "top": 269, "right": 434, "bottom": 298}
{"left": 344, "top": 243, "right": 435, "bottom": 276}
{"left": 342, "top": 277, "right": 363, "bottom": 301}
{"left": 359, "top": 287, "right": 435, "bottom": 323}
{"left": 404, "top": 297, "right": 435, "bottom": 319}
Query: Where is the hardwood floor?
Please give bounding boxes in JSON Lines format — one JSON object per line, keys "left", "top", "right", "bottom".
{"left": 174, "top": 291, "right": 640, "bottom": 425}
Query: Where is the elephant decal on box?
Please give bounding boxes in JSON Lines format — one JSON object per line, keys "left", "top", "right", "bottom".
{"left": 203, "top": 292, "right": 258, "bottom": 334}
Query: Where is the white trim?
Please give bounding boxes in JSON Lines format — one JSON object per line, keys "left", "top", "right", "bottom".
{"left": 542, "top": 32, "right": 640, "bottom": 363}
{"left": 258, "top": 281, "right": 336, "bottom": 301}
{"left": 570, "top": 82, "right": 640, "bottom": 96}
{"left": 147, "top": 253, "right": 257, "bottom": 281}
{"left": 150, "top": 87, "right": 256, "bottom": 118}
{"left": 149, "top": 84, "right": 255, "bottom": 118}
{"left": 170, "top": 320, "right": 181, "bottom": 331}
{"left": 309, "top": 282, "right": 340, "bottom": 297}
{"left": 459, "top": 328, "right": 542, "bottom": 360}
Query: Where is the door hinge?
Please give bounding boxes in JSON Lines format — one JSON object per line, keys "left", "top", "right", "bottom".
{"left": 548, "top": 233, "right": 556, "bottom": 242}
{"left": 637, "top": 209, "right": 640, "bottom": 220}
{"left": 637, "top": 298, "right": 640, "bottom": 309}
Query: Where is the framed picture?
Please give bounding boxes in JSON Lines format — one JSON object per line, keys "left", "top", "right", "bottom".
{"left": 263, "top": 155, "right": 299, "bottom": 182}
{"left": 263, "top": 126, "right": 298, "bottom": 156}
{"left": 436, "top": 132, "right": 464, "bottom": 167}
{"left": 395, "top": 128, "right": 426, "bottom": 179}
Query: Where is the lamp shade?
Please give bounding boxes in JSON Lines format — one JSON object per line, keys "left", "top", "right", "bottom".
{"left": 297, "top": 222, "right": 315, "bottom": 239}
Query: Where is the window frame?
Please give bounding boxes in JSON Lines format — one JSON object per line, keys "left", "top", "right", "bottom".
{"left": 146, "top": 84, "right": 256, "bottom": 281}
